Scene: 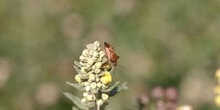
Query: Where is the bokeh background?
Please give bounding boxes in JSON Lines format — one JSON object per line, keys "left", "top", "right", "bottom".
{"left": 1, "top": 0, "right": 220, "bottom": 110}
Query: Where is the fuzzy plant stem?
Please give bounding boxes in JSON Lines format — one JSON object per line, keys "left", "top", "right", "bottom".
{"left": 97, "top": 104, "right": 100, "bottom": 110}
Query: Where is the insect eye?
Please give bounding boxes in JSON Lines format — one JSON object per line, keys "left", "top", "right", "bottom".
{"left": 111, "top": 54, "right": 119, "bottom": 60}
{"left": 111, "top": 54, "right": 116, "bottom": 57}
{"left": 104, "top": 42, "right": 110, "bottom": 47}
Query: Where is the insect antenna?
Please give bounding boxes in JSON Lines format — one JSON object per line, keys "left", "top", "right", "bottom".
{"left": 117, "top": 64, "right": 125, "bottom": 69}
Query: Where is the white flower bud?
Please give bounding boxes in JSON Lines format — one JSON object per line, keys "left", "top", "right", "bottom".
{"left": 94, "top": 41, "right": 100, "bottom": 47}
{"left": 96, "top": 77, "right": 100, "bottom": 82}
{"left": 92, "top": 57, "right": 98, "bottom": 63}
{"left": 86, "top": 44, "right": 93, "bottom": 50}
{"left": 93, "top": 51, "right": 99, "bottom": 58}
{"left": 80, "top": 67, "right": 87, "bottom": 74}
{"left": 90, "top": 82, "right": 97, "bottom": 89}
{"left": 97, "top": 47, "right": 101, "bottom": 51}
{"left": 81, "top": 98, "right": 87, "bottom": 103}
{"left": 88, "top": 79, "right": 93, "bottom": 83}
{"left": 85, "top": 85, "right": 91, "bottom": 91}
{"left": 88, "top": 50, "right": 94, "bottom": 56}
{"left": 83, "top": 92, "right": 89, "bottom": 97}
{"left": 97, "top": 82, "right": 102, "bottom": 88}
{"left": 88, "top": 74, "right": 95, "bottom": 82}
{"left": 86, "top": 64, "right": 92, "bottom": 68}
{"left": 86, "top": 94, "right": 96, "bottom": 101}
{"left": 98, "top": 57, "right": 103, "bottom": 62}
{"left": 99, "top": 51, "right": 105, "bottom": 58}
{"left": 97, "top": 99, "right": 103, "bottom": 106}
{"left": 82, "top": 49, "right": 89, "bottom": 56}
{"left": 89, "top": 73, "right": 95, "bottom": 78}
{"left": 93, "top": 46, "right": 98, "bottom": 51}
{"left": 79, "top": 55, "right": 84, "bottom": 60}
{"left": 87, "top": 58, "right": 94, "bottom": 65}
{"left": 102, "top": 93, "right": 109, "bottom": 100}
{"left": 94, "top": 62, "right": 102, "bottom": 69}
{"left": 92, "top": 65, "right": 96, "bottom": 70}
{"left": 84, "top": 82, "right": 89, "bottom": 86}
{"left": 94, "top": 69, "right": 101, "bottom": 74}
{"left": 75, "top": 75, "right": 82, "bottom": 83}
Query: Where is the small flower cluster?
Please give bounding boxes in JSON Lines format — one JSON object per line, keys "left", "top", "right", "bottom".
{"left": 75, "top": 41, "right": 112, "bottom": 108}
{"left": 137, "top": 86, "right": 193, "bottom": 110}
{"left": 64, "top": 41, "right": 127, "bottom": 110}
{"left": 214, "top": 68, "right": 220, "bottom": 107}
{"left": 137, "top": 86, "right": 179, "bottom": 110}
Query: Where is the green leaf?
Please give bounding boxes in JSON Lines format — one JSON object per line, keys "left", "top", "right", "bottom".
{"left": 74, "top": 61, "right": 82, "bottom": 68}
{"left": 72, "top": 106, "right": 79, "bottom": 110}
{"left": 100, "top": 81, "right": 120, "bottom": 93}
{"left": 109, "top": 82, "right": 128, "bottom": 97}
{"left": 63, "top": 92, "right": 87, "bottom": 110}
{"left": 117, "top": 82, "right": 128, "bottom": 92}
{"left": 74, "top": 66, "right": 82, "bottom": 74}
{"left": 73, "top": 66, "right": 88, "bottom": 79}
{"left": 66, "top": 82, "right": 85, "bottom": 91}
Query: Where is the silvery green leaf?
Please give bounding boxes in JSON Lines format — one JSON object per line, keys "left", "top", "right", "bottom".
{"left": 63, "top": 92, "right": 87, "bottom": 110}
{"left": 117, "top": 82, "right": 128, "bottom": 92}
{"left": 109, "top": 82, "right": 128, "bottom": 97}
{"left": 108, "top": 86, "right": 118, "bottom": 97}
{"left": 74, "top": 61, "right": 82, "bottom": 68}
{"left": 73, "top": 66, "right": 88, "bottom": 79}
{"left": 100, "top": 81, "right": 120, "bottom": 93}
{"left": 74, "top": 66, "right": 82, "bottom": 74}
{"left": 66, "top": 82, "right": 85, "bottom": 91}
{"left": 72, "top": 106, "right": 79, "bottom": 110}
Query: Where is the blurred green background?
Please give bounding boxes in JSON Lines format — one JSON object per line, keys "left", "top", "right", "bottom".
{"left": 0, "top": 0, "right": 220, "bottom": 110}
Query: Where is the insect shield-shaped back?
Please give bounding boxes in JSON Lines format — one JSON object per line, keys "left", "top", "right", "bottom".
{"left": 104, "top": 42, "right": 119, "bottom": 67}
